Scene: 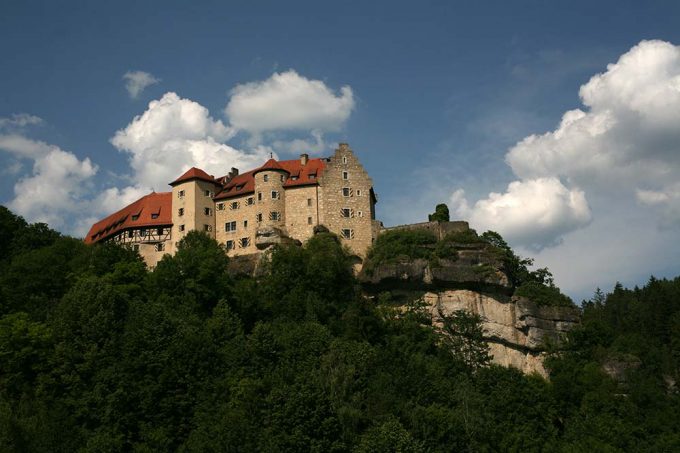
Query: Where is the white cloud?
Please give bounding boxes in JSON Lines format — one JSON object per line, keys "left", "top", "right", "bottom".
{"left": 0, "top": 137, "right": 98, "bottom": 230}
{"left": 506, "top": 39, "right": 680, "bottom": 199}
{"left": 123, "top": 70, "right": 161, "bottom": 99}
{"left": 111, "top": 92, "right": 271, "bottom": 191}
{"left": 452, "top": 178, "right": 591, "bottom": 250}
{"left": 452, "top": 40, "right": 680, "bottom": 251}
{"left": 0, "top": 113, "right": 43, "bottom": 129}
{"left": 225, "top": 70, "right": 354, "bottom": 133}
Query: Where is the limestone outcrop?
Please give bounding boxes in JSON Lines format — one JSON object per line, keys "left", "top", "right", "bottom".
{"left": 424, "top": 290, "right": 579, "bottom": 376}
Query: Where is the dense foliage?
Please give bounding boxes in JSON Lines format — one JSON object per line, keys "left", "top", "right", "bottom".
{"left": 0, "top": 206, "right": 678, "bottom": 451}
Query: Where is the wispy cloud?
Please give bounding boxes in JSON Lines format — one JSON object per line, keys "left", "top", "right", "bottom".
{"left": 123, "top": 70, "right": 161, "bottom": 99}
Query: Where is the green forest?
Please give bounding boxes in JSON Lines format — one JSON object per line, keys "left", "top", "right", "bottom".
{"left": 1, "top": 205, "right": 679, "bottom": 452}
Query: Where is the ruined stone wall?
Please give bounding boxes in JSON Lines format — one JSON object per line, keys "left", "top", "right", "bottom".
{"left": 318, "top": 144, "right": 377, "bottom": 258}
{"left": 383, "top": 220, "right": 470, "bottom": 240}
{"left": 284, "top": 185, "right": 319, "bottom": 245}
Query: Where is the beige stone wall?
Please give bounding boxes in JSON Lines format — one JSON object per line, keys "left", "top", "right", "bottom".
{"left": 170, "top": 179, "right": 218, "bottom": 252}
{"left": 254, "top": 170, "right": 287, "bottom": 232}
{"left": 137, "top": 242, "right": 169, "bottom": 268}
{"left": 215, "top": 193, "right": 258, "bottom": 256}
{"left": 284, "top": 185, "right": 319, "bottom": 245}
{"left": 318, "top": 144, "right": 377, "bottom": 258}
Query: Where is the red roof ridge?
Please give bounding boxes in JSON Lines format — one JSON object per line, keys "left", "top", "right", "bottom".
{"left": 253, "top": 158, "right": 289, "bottom": 174}
{"left": 170, "top": 166, "right": 217, "bottom": 186}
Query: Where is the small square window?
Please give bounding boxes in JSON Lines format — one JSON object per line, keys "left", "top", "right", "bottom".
{"left": 239, "top": 237, "right": 251, "bottom": 248}
{"left": 269, "top": 211, "right": 281, "bottom": 221}
{"left": 132, "top": 244, "right": 140, "bottom": 251}
{"left": 263, "top": 174, "right": 269, "bottom": 182}
{"left": 178, "top": 208, "right": 184, "bottom": 217}
{"left": 179, "top": 224, "right": 185, "bottom": 232}
{"left": 226, "top": 240, "right": 235, "bottom": 251}
{"left": 246, "top": 197, "right": 254, "bottom": 205}
{"left": 341, "top": 208, "right": 352, "bottom": 218}
{"left": 155, "top": 243, "right": 165, "bottom": 252}
{"left": 341, "top": 229, "right": 354, "bottom": 239}
{"left": 307, "top": 216, "right": 312, "bottom": 225}
{"left": 204, "top": 224, "right": 213, "bottom": 232}
{"left": 342, "top": 187, "right": 351, "bottom": 197}
{"left": 205, "top": 189, "right": 213, "bottom": 197}
{"left": 358, "top": 211, "right": 363, "bottom": 218}
{"left": 217, "top": 203, "right": 225, "bottom": 211}
{"left": 178, "top": 190, "right": 185, "bottom": 198}
{"left": 204, "top": 207, "right": 213, "bottom": 216}
{"left": 230, "top": 201, "right": 240, "bottom": 210}
{"left": 271, "top": 190, "right": 279, "bottom": 200}
{"left": 307, "top": 198, "right": 312, "bottom": 207}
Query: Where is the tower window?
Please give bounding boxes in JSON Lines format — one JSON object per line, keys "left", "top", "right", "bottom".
{"left": 341, "top": 208, "right": 352, "bottom": 218}
{"left": 341, "top": 229, "right": 354, "bottom": 239}
{"left": 258, "top": 192, "right": 262, "bottom": 201}
{"left": 271, "top": 190, "right": 279, "bottom": 199}
{"left": 246, "top": 197, "right": 254, "bottom": 205}
{"left": 205, "top": 189, "right": 213, "bottom": 197}
{"left": 342, "top": 171, "right": 348, "bottom": 180}
{"left": 177, "top": 190, "right": 185, "bottom": 198}
{"left": 204, "top": 207, "right": 213, "bottom": 216}
{"left": 342, "top": 156, "right": 347, "bottom": 164}
{"left": 342, "top": 187, "right": 352, "bottom": 197}
{"left": 178, "top": 208, "right": 184, "bottom": 216}
{"left": 263, "top": 174, "right": 269, "bottom": 182}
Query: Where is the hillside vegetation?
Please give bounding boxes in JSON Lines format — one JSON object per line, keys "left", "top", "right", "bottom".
{"left": 1, "top": 206, "right": 679, "bottom": 451}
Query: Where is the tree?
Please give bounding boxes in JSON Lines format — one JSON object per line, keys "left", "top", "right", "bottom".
{"left": 428, "top": 204, "right": 450, "bottom": 222}
{"left": 438, "top": 309, "right": 491, "bottom": 371}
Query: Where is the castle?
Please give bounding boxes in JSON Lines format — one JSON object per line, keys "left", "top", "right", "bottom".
{"left": 85, "top": 143, "right": 381, "bottom": 267}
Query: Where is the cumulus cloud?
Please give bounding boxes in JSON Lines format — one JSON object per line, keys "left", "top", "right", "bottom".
{"left": 0, "top": 132, "right": 98, "bottom": 230}
{"left": 123, "top": 70, "right": 161, "bottom": 99}
{"left": 453, "top": 40, "right": 680, "bottom": 249}
{"left": 225, "top": 70, "right": 354, "bottom": 133}
{"left": 452, "top": 178, "right": 591, "bottom": 250}
{"left": 111, "top": 92, "right": 271, "bottom": 190}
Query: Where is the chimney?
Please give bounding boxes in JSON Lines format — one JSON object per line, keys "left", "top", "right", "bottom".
{"left": 230, "top": 167, "right": 239, "bottom": 177}
{"left": 300, "top": 153, "right": 309, "bottom": 166}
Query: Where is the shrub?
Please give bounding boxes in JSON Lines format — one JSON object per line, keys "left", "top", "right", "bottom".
{"left": 514, "top": 281, "right": 574, "bottom": 307}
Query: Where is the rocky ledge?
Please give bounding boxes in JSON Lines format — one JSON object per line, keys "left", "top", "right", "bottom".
{"left": 425, "top": 289, "right": 580, "bottom": 376}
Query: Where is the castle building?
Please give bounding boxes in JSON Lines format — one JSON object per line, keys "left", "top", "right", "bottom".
{"left": 85, "top": 143, "right": 381, "bottom": 267}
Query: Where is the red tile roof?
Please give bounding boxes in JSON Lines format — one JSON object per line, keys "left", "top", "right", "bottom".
{"left": 170, "top": 167, "right": 218, "bottom": 186}
{"left": 85, "top": 192, "right": 172, "bottom": 244}
{"left": 215, "top": 157, "right": 327, "bottom": 200}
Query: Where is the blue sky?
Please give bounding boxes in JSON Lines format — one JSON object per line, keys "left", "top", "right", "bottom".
{"left": 2, "top": 0, "right": 680, "bottom": 300}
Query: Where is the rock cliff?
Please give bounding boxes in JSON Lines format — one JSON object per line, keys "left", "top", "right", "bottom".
{"left": 358, "top": 231, "right": 580, "bottom": 377}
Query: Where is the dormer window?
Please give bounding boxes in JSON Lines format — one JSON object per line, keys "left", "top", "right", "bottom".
{"left": 151, "top": 213, "right": 159, "bottom": 219}
{"left": 291, "top": 176, "right": 298, "bottom": 180}
{"left": 131, "top": 214, "right": 139, "bottom": 221}
{"left": 309, "top": 174, "right": 316, "bottom": 179}
{"left": 236, "top": 184, "right": 244, "bottom": 191}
